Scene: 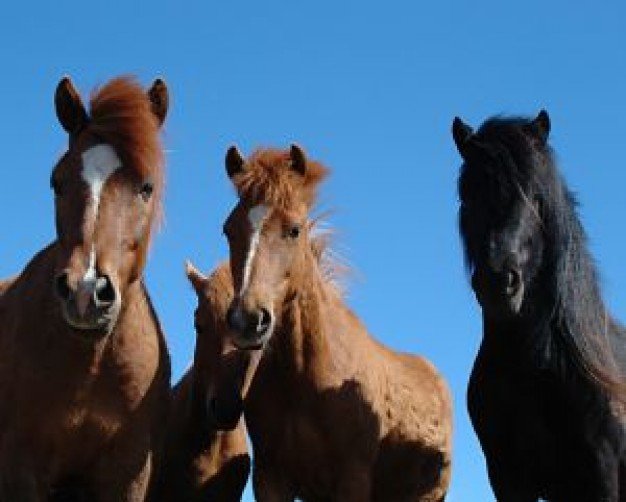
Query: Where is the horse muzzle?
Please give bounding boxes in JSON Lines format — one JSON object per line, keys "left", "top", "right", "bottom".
{"left": 54, "top": 271, "right": 121, "bottom": 335}
{"left": 472, "top": 267, "right": 525, "bottom": 318}
{"left": 226, "top": 303, "right": 274, "bottom": 349}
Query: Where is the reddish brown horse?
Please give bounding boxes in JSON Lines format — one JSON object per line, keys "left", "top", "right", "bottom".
{"left": 222, "top": 145, "right": 453, "bottom": 501}
{"left": 158, "top": 261, "right": 260, "bottom": 501}
{"left": 0, "top": 76, "right": 170, "bottom": 501}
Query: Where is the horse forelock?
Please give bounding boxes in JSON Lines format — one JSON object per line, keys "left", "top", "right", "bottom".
{"left": 86, "top": 76, "right": 165, "bottom": 225}
{"left": 232, "top": 148, "right": 328, "bottom": 210}
{"left": 459, "top": 114, "right": 626, "bottom": 404}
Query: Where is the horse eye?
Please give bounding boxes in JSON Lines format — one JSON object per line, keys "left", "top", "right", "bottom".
{"left": 140, "top": 182, "right": 154, "bottom": 202}
{"left": 287, "top": 225, "right": 301, "bottom": 239}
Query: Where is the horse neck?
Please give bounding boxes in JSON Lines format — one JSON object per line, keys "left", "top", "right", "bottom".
{"left": 272, "top": 246, "right": 336, "bottom": 378}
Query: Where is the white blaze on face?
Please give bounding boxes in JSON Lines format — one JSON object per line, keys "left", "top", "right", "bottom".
{"left": 240, "top": 204, "right": 269, "bottom": 296}
{"left": 80, "top": 144, "right": 121, "bottom": 282}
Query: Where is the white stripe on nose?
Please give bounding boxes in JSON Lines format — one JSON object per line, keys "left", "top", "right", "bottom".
{"left": 76, "top": 247, "right": 97, "bottom": 317}
{"left": 76, "top": 144, "right": 121, "bottom": 317}
{"left": 239, "top": 204, "right": 268, "bottom": 296}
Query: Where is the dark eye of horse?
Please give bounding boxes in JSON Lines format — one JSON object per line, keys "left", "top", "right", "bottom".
{"left": 139, "top": 182, "right": 154, "bottom": 202}
{"left": 287, "top": 225, "right": 301, "bottom": 239}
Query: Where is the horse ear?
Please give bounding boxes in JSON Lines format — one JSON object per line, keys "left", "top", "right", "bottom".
{"left": 452, "top": 117, "right": 474, "bottom": 158}
{"left": 185, "top": 260, "right": 208, "bottom": 295}
{"left": 225, "top": 146, "right": 245, "bottom": 178}
{"left": 55, "top": 76, "right": 88, "bottom": 136}
{"left": 290, "top": 144, "right": 307, "bottom": 176}
{"left": 526, "top": 109, "right": 550, "bottom": 144}
{"left": 147, "top": 78, "right": 169, "bottom": 126}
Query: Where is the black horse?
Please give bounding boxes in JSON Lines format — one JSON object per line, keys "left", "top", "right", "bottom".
{"left": 453, "top": 110, "right": 626, "bottom": 501}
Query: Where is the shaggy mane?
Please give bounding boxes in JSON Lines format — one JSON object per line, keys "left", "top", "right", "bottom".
{"left": 460, "top": 114, "right": 626, "bottom": 406}
{"left": 232, "top": 148, "right": 328, "bottom": 209}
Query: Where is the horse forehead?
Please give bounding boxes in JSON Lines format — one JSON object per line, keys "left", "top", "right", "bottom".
{"left": 80, "top": 144, "right": 122, "bottom": 191}
{"left": 247, "top": 204, "right": 269, "bottom": 230}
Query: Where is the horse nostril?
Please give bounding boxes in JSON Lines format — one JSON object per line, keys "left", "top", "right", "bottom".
{"left": 226, "top": 305, "right": 239, "bottom": 331}
{"left": 94, "top": 275, "right": 116, "bottom": 306}
{"left": 257, "top": 308, "right": 272, "bottom": 334}
{"left": 55, "top": 273, "right": 71, "bottom": 301}
{"left": 505, "top": 269, "right": 521, "bottom": 294}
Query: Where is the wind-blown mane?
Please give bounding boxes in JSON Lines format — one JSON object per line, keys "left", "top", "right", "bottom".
{"left": 231, "top": 148, "right": 327, "bottom": 209}
{"left": 460, "top": 116, "right": 626, "bottom": 406}
{"left": 86, "top": 76, "right": 165, "bottom": 218}
{"left": 309, "top": 220, "right": 350, "bottom": 295}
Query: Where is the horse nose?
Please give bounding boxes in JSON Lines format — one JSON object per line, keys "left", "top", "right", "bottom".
{"left": 256, "top": 307, "right": 272, "bottom": 334}
{"left": 226, "top": 305, "right": 241, "bottom": 332}
{"left": 54, "top": 271, "right": 117, "bottom": 317}
{"left": 227, "top": 304, "right": 273, "bottom": 336}
{"left": 94, "top": 274, "right": 116, "bottom": 307}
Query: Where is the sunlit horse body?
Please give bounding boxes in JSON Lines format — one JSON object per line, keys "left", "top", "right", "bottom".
{"left": 158, "top": 261, "right": 260, "bottom": 501}
{"left": 453, "top": 111, "right": 626, "bottom": 501}
{"left": 0, "top": 76, "right": 171, "bottom": 501}
{"left": 221, "top": 146, "right": 453, "bottom": 501}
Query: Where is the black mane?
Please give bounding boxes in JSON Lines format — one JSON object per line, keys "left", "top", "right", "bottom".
{"left": 459, "top": 115, "right": 626, "bottom": 404}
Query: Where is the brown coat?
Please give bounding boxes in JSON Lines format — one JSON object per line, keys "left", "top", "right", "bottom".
{"left": 223, "top": 146, "right": 453, "bottom": 501}
{"left": 158, "top": 262, "right": 260, "bottom": 501}
{"left": 0, "top": 244, "right": 170, "bottom": 501}
{"left": 0, "top": 76, "right": 171, "bottom": 501}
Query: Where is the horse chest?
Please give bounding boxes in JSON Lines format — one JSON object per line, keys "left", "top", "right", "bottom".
{"left": 468, "top": 348, "right": 589, "bottom": 486}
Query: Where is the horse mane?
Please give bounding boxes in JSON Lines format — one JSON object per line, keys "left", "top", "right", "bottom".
{"left": 86, "top": 76, "right": 165, "bottom": 217}
{"left": 232, "top": 148, "right": 328, "bottom": 209}
{"left": 463, "top": 116, "right": 626, "bottom": 404}
{"left": 309, "top": 217, "right": 351, "bottom": 296}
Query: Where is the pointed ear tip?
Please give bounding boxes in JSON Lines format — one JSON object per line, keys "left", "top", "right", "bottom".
{"left": 151, "top": 78, "right": 168, "bottom": 94}
{"left": 185, "top": 259, "right": 200, "bottom": 277}
{"left": 537, "top": 109, "right": 550, "bottom": 122}
{"left": 535, "top": 110, "right": 551, "bottom": 136}
{"left": 56, "top": 76, "right": 73, "bottom": 93}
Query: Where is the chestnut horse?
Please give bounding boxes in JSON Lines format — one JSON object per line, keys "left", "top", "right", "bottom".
{"left": 0, "top": 76, "right": 170, "bottom": 501}
{"left": 453, "top": 111, "right": 626, "bottom": 501}
{"left": 221, "top": 145, "right": 453, "bottom": 501}
{"left": 158, "top": 261, "right": 260, "bottom": 501}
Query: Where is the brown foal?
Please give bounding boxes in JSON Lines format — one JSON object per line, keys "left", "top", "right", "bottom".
{"left": 222, "top": 145, "right": 453, "bottom": 501}
{"left": 158, "top": 261, "right": 260, "bottom": 501}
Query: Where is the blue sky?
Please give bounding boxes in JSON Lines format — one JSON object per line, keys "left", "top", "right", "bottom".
{"left": 1, "top": 1, "right": 625, "bottom": 500}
